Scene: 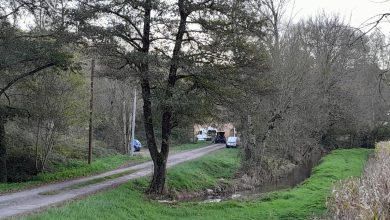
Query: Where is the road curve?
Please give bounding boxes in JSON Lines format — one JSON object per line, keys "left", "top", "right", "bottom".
{"left": 0, "top": 144, "right": 224, "bottom": 219}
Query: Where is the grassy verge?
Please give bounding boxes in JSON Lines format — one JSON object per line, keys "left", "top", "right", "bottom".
{"left": 39, "top": 170, "right": 137, "bottom": 196}
{"left": 132, "top": 148, "right": 240, "bottom": 192}
{"left": 0, "top": 142, "right": 212, "bottom": 194}
{"left": 23, "top": 148, "right": 371, "bottom": 220}
{"left": 0, "top": 155, "right": 145, "bottom": 194}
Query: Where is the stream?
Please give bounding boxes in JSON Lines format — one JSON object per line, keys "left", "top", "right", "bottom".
{"left": 159, "top": 149, "right": 324, "bottom": 204}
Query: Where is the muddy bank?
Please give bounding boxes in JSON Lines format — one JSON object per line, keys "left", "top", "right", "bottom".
{"left": 270, "top": 148, "right": 324, "bottom": 190}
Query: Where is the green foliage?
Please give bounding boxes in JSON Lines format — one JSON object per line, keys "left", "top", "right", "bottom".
{"left": 19, "top": 71, "right": 89, "bottom": 130}
{"left": 10, "top": 70, "right": 91, "bottom": 173}
{"left": 376, "top": 125, "right": 390, "bottom": 141}
{"left": 23, "top": 148, "right": 371, "bottom": 220}
{"left": 0, "top": 21, "right": 72, "bottom": 84}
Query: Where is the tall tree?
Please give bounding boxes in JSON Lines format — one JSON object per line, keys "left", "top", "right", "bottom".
{"left": 74, "top": 0, "right": 257, "bottom": 194}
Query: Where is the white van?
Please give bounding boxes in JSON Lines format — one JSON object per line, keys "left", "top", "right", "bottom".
{"left": 226, "top": 136, "right": 240, "bottom": 148}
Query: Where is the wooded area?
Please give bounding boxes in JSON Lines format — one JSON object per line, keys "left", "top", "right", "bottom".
{"left": 1, "top": 0, "right": 390, "bottom": 196}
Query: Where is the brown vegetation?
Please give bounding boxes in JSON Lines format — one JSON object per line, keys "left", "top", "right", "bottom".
{"left": 326, "top": 142, "right": 390, "bottom": 219}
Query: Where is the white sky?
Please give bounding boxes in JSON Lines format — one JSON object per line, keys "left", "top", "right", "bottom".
{"left": 286, "top": 0, "right": 390, "bottom": 34}
{"left": 14, "top": 0, "right": 390, "bottom": 36}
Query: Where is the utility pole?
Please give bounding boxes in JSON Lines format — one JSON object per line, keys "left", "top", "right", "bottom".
{"left": 88, "top": 59, "right": 95, "bottom": 164}
{"left": 128, "top": 100, "right": 132, "bottom": 152}
{"left": 130, "top": 89, "right": 137, "bottom": 156}
{"left": 123, "top": 98, "right": 128, "bottom": 154}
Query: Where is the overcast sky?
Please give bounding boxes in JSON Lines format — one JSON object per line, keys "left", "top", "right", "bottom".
{"left": 15, "top": 0, "right": 390, "bottom": 35}
{"left": 286, "top": 0, "right": 390, "bottom": 34}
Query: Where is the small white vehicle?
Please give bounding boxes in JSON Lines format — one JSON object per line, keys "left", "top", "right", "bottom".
{"left": 196, "top": 129, "right": 208, "bottom": 141}
{"left": 226, "top": 136, "right": 240, "bottom": 148}
{"left": 196, "top": 127, "right": 217, "bottom": 141}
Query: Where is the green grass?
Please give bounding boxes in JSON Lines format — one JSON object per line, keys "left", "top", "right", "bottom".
{"left": 67, "top": 169, "right": 136, "bottom": 189}
{"left": 39, "top": 155, "right": 146, "bottom": 182}
{"left": 132, "top": 148, "right": 240, "bottom": 192}
{"left": 0, "top": 142, "right": 212, "bottom": 194}
{"left": 0, "top": 141, "right": 210, "bottom": 194}
{"left": 39, "top": 170, "right": 137, "bottom": 196}
{"left": 23, "top": 148, "right": 371, "bottom": 220}
{"left": 167, "top": 148, "right": 239, "bottom": 192}
{"left": 39, "top": 148, "right": 237, "bottom": 196}
{"left": 0, "top": 154, "right": 145, "bottom": 194}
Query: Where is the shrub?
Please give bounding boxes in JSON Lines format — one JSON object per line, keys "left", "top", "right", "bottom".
{"left": 6, "top": 153, "right": 37, "bottom": 182}
{"left": 326, "top": 142, "right": 390, "bottom": 219}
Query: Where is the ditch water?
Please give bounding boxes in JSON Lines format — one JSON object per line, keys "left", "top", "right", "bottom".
{"left": 169, "top": 149, "right": 324, "bottom": 204}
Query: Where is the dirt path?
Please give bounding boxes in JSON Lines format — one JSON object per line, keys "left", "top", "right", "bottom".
{"left": 0, "top": 144, "right": 224, "bottom": 219}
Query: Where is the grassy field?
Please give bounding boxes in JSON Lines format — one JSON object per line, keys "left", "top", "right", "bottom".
{"left": 0, "top": 142, "right": 212, "bottom": 194}
{"left": 23, "top": 148, "right": 371, "bottom": 220}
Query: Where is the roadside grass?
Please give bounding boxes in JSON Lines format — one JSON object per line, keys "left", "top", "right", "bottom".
{"left": 167, "top": 148, "right": 238, "bottom": 192}
{"left": 39, "top": 170, "right": 137, "bottom": 196}
{"left": 37, "top": 155, "right": 146, "bottom": 182}
{"left": 0, "top": 154, "right": 145, "bottom": 194}
{"left": 131, "top": 148, "right": 240, "bottom": 192}
{"left": 0, "top": 142, "right": 212, "bottom": 194}
{"left": 23, "top": 148, "right": 371, "bottom": 220}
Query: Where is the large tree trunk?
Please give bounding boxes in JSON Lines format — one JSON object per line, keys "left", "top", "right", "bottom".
{"left": 0, "top": 118, "right": 7, "bottom": 183}
{"left": 148, "top": 153, "right": 167, "bottom": 194}
{"left": 137, "top": 0, "right": 164, "bottom": 194}
{"left": 146, "top": 1, "right": 188, "bottom": 194}
{"left": 148, "top": 108, "right": 172, "bottom": 194}
{"left": 141, "top": 72, "right": 162, "bottom": 193}
{"left": 139, "top": 0, "right": 191, "bottom": 194}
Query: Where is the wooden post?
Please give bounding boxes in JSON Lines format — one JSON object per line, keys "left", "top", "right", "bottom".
{"left": 88, "top": 59, "right": 95, "bottom": 164}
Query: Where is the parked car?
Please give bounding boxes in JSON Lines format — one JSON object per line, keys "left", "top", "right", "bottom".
{"left": 214, "top": 132, "right": 226, "bottom": 143}
{"left": 226, "top": 136, "right": 240, "bottom": 148}
{"left": 129, "top": 139, "right": 142, "bottom": 152}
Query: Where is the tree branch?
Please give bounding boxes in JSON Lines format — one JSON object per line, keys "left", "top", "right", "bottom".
{"left": 103, "top": 8, "right": 143, "bottom": 38}
{"left": 0, "top": 63, "right": 56, "bottom": 98}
